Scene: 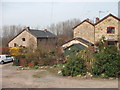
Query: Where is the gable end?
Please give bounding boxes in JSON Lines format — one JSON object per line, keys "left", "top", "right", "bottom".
{"left": 73, "top": 20, "right": 94, "bottom": 29}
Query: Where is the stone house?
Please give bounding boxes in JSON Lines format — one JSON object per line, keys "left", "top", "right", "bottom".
{"left": 8, "top": 27, "right": 56, "bottom": 49}
{"left": 62, "top": 14, "right": 120, "bottom": 50}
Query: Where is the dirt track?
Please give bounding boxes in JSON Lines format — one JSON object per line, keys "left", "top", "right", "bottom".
{"left": 0, "top": 63, "right": 118, "bottom": 88}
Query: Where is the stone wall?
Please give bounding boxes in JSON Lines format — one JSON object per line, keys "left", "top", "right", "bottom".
{"left": 37, "top": 38, "right": 56, "bottom": 47}
{"left": 95, "top": 16, "right": 119, "bottom": 43}
{"left": 8, "top": 30, "right": 37, "bottom": 49}
{"left": 73, "top": 21, "right": 94, "bottom": 43}
{"left": 118, "top": 21, "right": 120, "bottom": 43}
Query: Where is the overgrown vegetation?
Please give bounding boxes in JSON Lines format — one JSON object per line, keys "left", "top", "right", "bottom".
{"left": 91, "top": 45, "right": 120, "bottom": 78}
{"left": 25, "top": 44, "right": 64, "bottom": 66}
{"left": 61, "top": 37, "right": 120, "bottom": 78}
{"left": 62, "top": 55, "right": 87, "bottom": 77}
{"left": 2, "top": 24, "right": 119, "bottom": 78}
{"left": 91, "top": 37, "right": 120, "bottom": 78}
{"left": 77, "top": 49, "right": 96, "bottom": 70}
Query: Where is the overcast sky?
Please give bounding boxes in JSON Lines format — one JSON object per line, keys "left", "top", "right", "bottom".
{"left": 0, "top": 0, "right": 119, "bottom": 29}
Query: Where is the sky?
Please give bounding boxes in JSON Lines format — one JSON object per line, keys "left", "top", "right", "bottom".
{"left": 0, "top": 0, "right": 120, "bottom": 29}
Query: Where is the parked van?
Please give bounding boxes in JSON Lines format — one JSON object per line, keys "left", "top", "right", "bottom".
{"left": 0, "top": 55, "right": 14, "bottom": 64}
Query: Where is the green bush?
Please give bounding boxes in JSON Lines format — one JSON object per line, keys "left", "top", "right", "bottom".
{"left": 61, "top": 56, "right": 87, "bottom": 77}
{"left": 91, "top": 45, "right": 120, "bottom": 78}
{"left": 77, "top": 49, "right": 96, "bottom": 70}
{"left": 30, "top": 65, "right": 39, "bottom": 69}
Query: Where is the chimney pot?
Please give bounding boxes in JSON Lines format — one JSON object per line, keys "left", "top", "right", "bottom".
{"left": 86, "top": 18, "right": 89, "bottom": 21}
{"left": 27, "top": 27, "right": 30, "bottom": 30}
{"left": 25, "top": 27, "right": 30, "bottom": 31}
{"left": 44, "top": 29, "right": 48, "bottom": 32}
{"left": 96, "top": 17, "right": 99, "bottom": 23}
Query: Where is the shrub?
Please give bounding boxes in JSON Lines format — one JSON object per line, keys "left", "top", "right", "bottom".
{"left": 0, "top": 47, "right": 9, "bottom": 54}
{"left": 25, "top": 45, "right": 64, "bottom": 66}
{"left": 95, "top": 36, "right": 107, "bottom": 51}
{"left": 9, "top": 47, "right": 26, "bottom": 59}
{"left": 61, "top": 55, "right": 87, "bottom": 77}
{"left": 29, "top": 65, "right": 39, "bottom": 69}
{"left": 25, "top": 51, "right": 41, "bottom": 66}
{"left": 77, "top": 49, "right": 96, "bottom": 70}
{"left": 9, "top": 47, "right": 23, "bottom": 57}
{"left": 91, "top": 45, "right": 120, "bottom": 78}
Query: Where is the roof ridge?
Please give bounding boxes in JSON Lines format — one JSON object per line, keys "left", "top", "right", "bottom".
{"left": 95, "top": 13, "right": 120, "bottom": 25}
{"left": 73, "top": 13, "right": 120, "bottom": 29}
{"left": 73, "top": 19, "right": 94, "bottom": 29}
{"left": 29, "top": 29, "right": 43, "bottom": 31}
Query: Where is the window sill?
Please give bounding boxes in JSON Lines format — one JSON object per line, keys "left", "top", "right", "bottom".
{"left": 107, "top": 33, "right": 115, "bottom": 35}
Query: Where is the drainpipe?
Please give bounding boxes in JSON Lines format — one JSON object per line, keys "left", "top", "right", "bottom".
{"left": 94, "top": 25, "right": 96, "bottom": 51}
{"left": 94, "top": 25, "right": 95, "bottom": 45}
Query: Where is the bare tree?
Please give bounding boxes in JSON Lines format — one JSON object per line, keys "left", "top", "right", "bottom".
{"left": 47, "top": 18, "right": 81, "bottom": 45}
{"left": 2, "top": 25, "right": 24, "bottom": 46}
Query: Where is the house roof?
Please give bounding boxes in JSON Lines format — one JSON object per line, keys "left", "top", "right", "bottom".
{"left": 73, "top": 19, "right": 94, "bottom": 29}
{"left": 8, "top": 28, "right": 56, "bottom": 43}
{"left": 63, "top": 38, "right": 93, "bottom": 47}
{"left": 74, "top": 38, "right": 94, "bottom": 46}
{"left": 95, "top": 14, "right": 120, "bottom": 25}
{"left": 73, "top": 14, "right": 120, "bottom": 29}
{"left": 76, "top": 38, "right": 93, "bottom": 46}
{"left": 28, "top": 29, "right": 56, "bottom": 38}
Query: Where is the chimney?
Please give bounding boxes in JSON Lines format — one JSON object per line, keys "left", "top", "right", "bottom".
{"left": 96, "top": 17, "right": 99, "bottom": 23}
{"left": 25, "top": 27, "right": 30, "bottom": 30}
{"left": 86, "top": 18, "right": 89, "bottom": 21}
{"left": 44, "top": 29, "right": 48, "bottom": 32}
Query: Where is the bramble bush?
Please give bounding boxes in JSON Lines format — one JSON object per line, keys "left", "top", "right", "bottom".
{"left": 61, "top": 55, "right": 87, "bottom": 77}
{"left": 25, "top": 44, "right": 64, "bottom": 66}
{"left": 91, "top": 45, "right": 120, "bottom": 78}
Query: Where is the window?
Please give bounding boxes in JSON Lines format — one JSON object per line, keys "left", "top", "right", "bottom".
{"left": 14, "top": 43, "right": 17, "bottom": 47}
{"left": 22, "top": 38, "right": 25, "bottom": 41}
{"left": 107, "top": 41, "right": 117, "bottom": 45}
{"left": 107, "top": 27, "right": 115, "bottom": 33}
{"left": 6, "top": 55, "right": 11, "bottom": 58}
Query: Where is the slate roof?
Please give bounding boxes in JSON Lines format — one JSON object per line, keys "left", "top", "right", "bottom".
{"left": 76, "top": 38, "right": 94, "bottom": 46}
{"left": 63, "top": 37, "right": 94, "bottom": 47}
{"left": 8, "top": 28, "right": 56, "bottom": 43}
{"left": 64, "top": 43, "right": 86, "bottom": 50}
{"left": 28, "top": 29, "right": 56, "bottom": 38}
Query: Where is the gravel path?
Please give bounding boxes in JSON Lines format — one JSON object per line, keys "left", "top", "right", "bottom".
{"left": 0, "top": 63, "right": 118, "bottom": 88}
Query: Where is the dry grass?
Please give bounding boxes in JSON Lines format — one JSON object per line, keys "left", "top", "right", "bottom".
{"left": 32, "top": 71, "right": 49, "bottom": 78}
{"left": 33, "top": 64, "right": 64, "bottom": 78}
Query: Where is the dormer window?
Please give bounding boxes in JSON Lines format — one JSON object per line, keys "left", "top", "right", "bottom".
{"left": 107, "top": 27, "right": 115, "bottom": 34}
{"left": 22, "top": 38, "right": 25, "bottom": 41}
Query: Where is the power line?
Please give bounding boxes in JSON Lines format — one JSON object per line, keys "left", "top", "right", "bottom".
{"left": 50, "top": 0, "right": 54, "bottom": 25}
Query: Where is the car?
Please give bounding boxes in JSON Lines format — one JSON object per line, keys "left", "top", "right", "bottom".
{"left": 0, "top": 55, "right": 14, "bottom": 64}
